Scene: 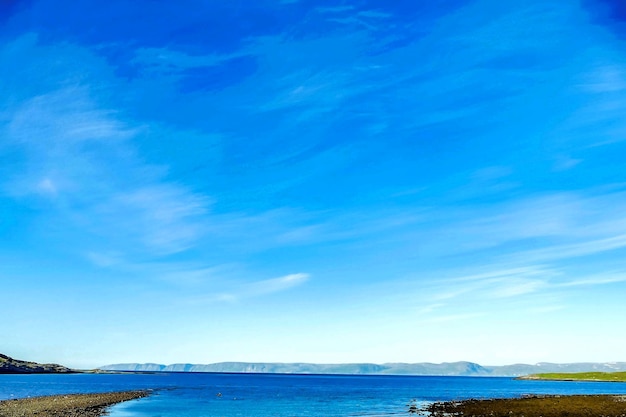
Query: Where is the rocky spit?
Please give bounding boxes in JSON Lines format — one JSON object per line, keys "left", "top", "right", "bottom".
{"left": 0, "top": 391, "right": 149, "bottom": 417}
{"left": 421, "top": 394, "right": 626, "bottom": 417}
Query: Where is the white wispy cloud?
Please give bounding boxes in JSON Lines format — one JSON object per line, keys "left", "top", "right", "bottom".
{"left": 315, "top": 6, "right": 356, "bottom": 14}
{"left": 83, "top": 251, "right": 310, "bottom": 303}
{"left": 36, "top": 178, "right": 58, "bottom": 196}
{"left": 415, "top": 261, "right": 626, "bottom": 321}
{"left": 556, "top": 273, "right": 626, "bottom": 288}
{"left": 95, "top": 185, "right": 209, "bottom": 254}
{"left": 430, "top": 266, "right": 554, "bottom": 302}
{"left": 2, "top": 68, "right": 209, "bottom": 255}
{"left": 247, "top": 273, "right": 310, "bottom": 296}
{"left": 8, "top": 87, "right": 137, "bottom": 147}
{"left": 86, "top": 251, "right": 126, "bottom": 268}
{"left": 254, "top": 64, "right": 354, "bottom": 116}
{"left": 201, "top": 273, "right": 310, "bottom": 303}
{"left": 579, "top": 64, "right": 626, "bottom": 93}
{"left": 327, "top": 17, "right": 379, "bottom": 32}
{"left": 488, "top": 278, "right": 547, "bottom": 298}
{"left": 131, "top": 47, "right": 248, "bottom": 78}
{"left": 543, "top": 53, "right": 626, "bottom": 149}
{"left": 83, "top": 253, "right": 238, "bottom": 288}
{"left": 421, "top": 312, "right": 486, "bottom": 324}
{"left": 416, "top": 303, "right": 445, "bottom": 315}
{"left": 451, "top": 1, "right": 571, "bottom": 53}
{"left": 527, "top": 305, "right": 565, "bottom": 314}
{"left": 357, "top": 10, "right": 392, "bottom": 19}
{"left": 510, "top": 234, "right": 626, "bottom": 264}
{"left": 401, "top": 188, "right": 626, "bottom": 265}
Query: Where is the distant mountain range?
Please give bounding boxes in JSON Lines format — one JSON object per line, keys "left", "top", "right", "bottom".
{"left": 5, "top": 351, "right": 626, "bottom": 377}
{"left": 98, "top": 361, "right": 626, "bottom": 377}
{"left": 0, "top": 353, "right": 74, "bottom": 374}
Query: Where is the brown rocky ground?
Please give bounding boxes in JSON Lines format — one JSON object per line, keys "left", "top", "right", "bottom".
{"left": 0, "top": 353, "right": 75, "bottom": 374}
{"left": 0, "top": 391, "right": 149, "bottom": 417}
{"left": 421, "top": 394, "right": 626, "bottom": 417}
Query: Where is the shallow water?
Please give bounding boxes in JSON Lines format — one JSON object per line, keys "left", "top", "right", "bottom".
{"left": 2, "top": 373, "right": 626, "bottom": 416}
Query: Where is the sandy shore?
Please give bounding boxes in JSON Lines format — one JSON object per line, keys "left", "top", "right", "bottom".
{"left": 420, "top": 394, "right": 626, "bottom": 416}
{"left": 0, "top": 390, "right": 149, "bottom": 417}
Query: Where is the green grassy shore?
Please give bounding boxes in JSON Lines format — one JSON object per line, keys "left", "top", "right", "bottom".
{"left": 519, "top": 371, "right": 626, "bottom": 382}
{"left": 421, "top": 394, "right": 626, "bottom": 417}
{"left": 0, "top": 391, "right": 149, "bottom": 417}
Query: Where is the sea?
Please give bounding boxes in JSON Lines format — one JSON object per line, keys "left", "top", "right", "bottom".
{"left": 2, "top": 372, "right": 626, "bottom": 416}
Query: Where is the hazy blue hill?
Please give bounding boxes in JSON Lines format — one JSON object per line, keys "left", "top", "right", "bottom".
{"left": 99, "top": 363, "right": 166, "bottom": 372}
{"left": 163, "top": 363, "right": 196, "bottom": 372}
{"left": 98, "top": 361, "right": 489, "bottom": 375}
{"left": 379, "top": 361, "right": 491, "bottom": 376}
{"left": 164, "top": 362, "right": 390, "bottom": 374}
{"left": 99, "top": 361, "right": 626, "bottom": 376}
{"left": 488, "top": 362, "right": 626, "bottom": 376}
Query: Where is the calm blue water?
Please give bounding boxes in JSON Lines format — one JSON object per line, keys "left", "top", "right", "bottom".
{"left": 2, "top": 373, "right": 626, "bottom": 416}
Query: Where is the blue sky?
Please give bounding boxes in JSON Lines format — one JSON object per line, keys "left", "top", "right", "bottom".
{"left": 2, "top": 0, "right": 626, "bottom": 369}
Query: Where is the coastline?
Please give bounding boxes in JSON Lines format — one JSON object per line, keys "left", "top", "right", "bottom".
{"left": 421, "top": 394, "right": 626, "bottom": 417}
{"left": 0, "top": 390, "right": 150, "bottom": 417}
{"left": 517, "top": 371, "right": 626, "bottom": 383}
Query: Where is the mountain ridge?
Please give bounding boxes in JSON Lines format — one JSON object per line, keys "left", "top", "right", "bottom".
{"left": 99, "top": 361, "right": 626, "bottom": 377}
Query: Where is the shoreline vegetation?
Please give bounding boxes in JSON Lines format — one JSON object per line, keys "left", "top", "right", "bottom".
{"left": 518, "top": 371, "right": 626, "bottom": 382}
{"left": 420, "top": 394, "right": 626, "bottom": 417}
{"left": 0, "top": 391, "right": 150, "bottom": 417}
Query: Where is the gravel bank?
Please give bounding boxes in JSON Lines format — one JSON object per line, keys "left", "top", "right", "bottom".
{"left": 0, "top": 390, "right": 150, "bottom": 417}
{"left": 421, "top": 394, "right": 626, "bottom": 417}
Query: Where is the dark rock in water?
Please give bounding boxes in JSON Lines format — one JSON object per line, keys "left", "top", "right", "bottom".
{"left": 0, "top": 353, "right": 75, "bottom": 374}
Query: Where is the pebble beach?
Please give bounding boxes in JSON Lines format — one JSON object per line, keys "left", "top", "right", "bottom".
{"left": 0, "top": 391, "right": 149, "bottom": 417}
{"left": 422, "top": 394, "right": 626, "bottom": 417}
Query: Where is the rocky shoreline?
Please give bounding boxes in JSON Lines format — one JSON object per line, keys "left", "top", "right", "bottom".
{"left": 0, "top": 390, "right": 150, "bottom": 417}
{"left": 0, "top": 353, "right": 75, "bottom": 374}
{"left": 420, "top": 394, "right": 626, "bottom": 417}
